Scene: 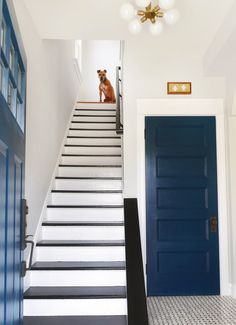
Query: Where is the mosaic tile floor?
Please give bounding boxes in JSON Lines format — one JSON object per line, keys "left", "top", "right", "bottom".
{"left": 148, "top": 296, "right": 236, "bottom": 325}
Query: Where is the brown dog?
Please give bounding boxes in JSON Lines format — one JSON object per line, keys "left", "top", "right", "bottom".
{"left": 97, "top": 70, "right": 116, "bottom": 103}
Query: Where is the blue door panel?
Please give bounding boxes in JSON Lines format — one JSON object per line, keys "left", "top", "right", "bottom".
{"left": 0, "top": 109, "right": 25, "bottom": 325}
{"left": 13, "top": 158, "right": 23, "bottom": 324}
{"left": 146, "top": 117, "right": 220, "bottom": 296}
{"left": 0, "top": 142, "right": 7, "bottom": 324}
{"left": 5, "top": 155, "right": 16, "bottom": 324}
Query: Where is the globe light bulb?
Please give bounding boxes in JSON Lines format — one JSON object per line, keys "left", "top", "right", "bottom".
{"left": 159, "top": 0, "right": 175, "bottom": 10}
{"left": 128, "top": 19, "right": 142, "bottom": 34}
{"left": 164, "top": 9, "right": 180, "bottom": 25}
{"left": 149, "top": 21, "right": 163, "bottom": 35}
{"left": 135, "top": 0, "right": 151, "bottom": 8}
{"left": 120, "top": 3, "right": 135, "bottom": 21}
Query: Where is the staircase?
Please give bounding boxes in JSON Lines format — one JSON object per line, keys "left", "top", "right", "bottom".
{"left": 24, "top": 103, "right": 127, "bottom": 325}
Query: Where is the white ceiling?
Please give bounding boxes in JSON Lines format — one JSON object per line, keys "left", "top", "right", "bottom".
{"left": 22, "top": 0, "right": 234, "bottom": 58}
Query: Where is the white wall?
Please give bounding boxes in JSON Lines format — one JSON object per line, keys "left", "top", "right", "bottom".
{"left": 122, "top": 40, "right": 226, "bottom": 197}
{"left": 204, "top": 13, "right": 236, "bottom": 293}
{"left": 228, "top": 118, "right": 236, "bottom": 293}
{"left": 80, "top": 41, "right": 120, "bottom": 102}
{"left": 13, "top": 0, "right": 79, "bottom": 237}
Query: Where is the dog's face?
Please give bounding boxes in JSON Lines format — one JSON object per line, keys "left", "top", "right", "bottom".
{"left": 97, "top": 70, "right": 107, "bottom": 82}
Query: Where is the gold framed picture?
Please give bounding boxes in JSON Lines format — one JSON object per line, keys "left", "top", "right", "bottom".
{"left": 167, "top": 82, "right": 192, "bottom": 95}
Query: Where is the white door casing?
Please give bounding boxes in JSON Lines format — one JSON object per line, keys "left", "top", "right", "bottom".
{"left": 136, "top": 98, "right": 230, "bottom": 296}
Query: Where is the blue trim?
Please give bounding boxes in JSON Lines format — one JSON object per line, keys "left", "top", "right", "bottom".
{"left": 0, "top": 1, "right": 26, "bottom": 324}
{"left": 0, "top": 0, "right": 26, "bottom": 132}
{"left": 3, "top": 147, "right": 9, "bottom": 324}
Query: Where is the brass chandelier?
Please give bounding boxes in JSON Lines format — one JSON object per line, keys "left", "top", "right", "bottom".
{"left": 137, "top": 3, "right": 164, "bottom": 24}
{"left": 120, "top": 0, "right": 180, "bottom": 35}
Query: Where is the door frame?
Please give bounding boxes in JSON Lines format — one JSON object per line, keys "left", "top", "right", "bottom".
{"left": 136, "top": 98, "right": 230, "bottom": 296}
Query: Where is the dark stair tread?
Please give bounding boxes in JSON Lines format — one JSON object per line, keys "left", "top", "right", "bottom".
{"left": 55, "top": 177, "right": 122, "bottom": 180}
{"left": 73, "top": 114, "right": 116, "bottom": 117}
{"left": 24, "top": 286, "right": 126, "bottom": 299}
{"left": 36, "top": 240, "right": 125, "bottom": 247}
{"left": 59, "top": 164, "right": 121, "bottom": 167}
{"left": 62, "top": 154, "right": 121, "bottom": 157}
{"left": 47, "top": 205, "right": 124, "bottom": 209}
{"left": 69, "top": 128, "right": 116, "bottom": 131}
{"left": 42, "top": 221, "right": 124, "bottom": 227}
{"left": 67, "top": 136, "right": 121, "bottom": 139}
{"left": 64, "top": 144, "right": 121, "bottom": 147}
{"left": 24, "top": 316, "right": 127, "bottom": 325}
{"left": 51, "top": 190, "right": 122, "bottom": 193}
{"left": 75, "top": 109, "right": 116, "bottom": 112}
{"left": 31, "top": 261, "right": 126, "bottom": 270}
{"left": 71, "top": 121, "right": 116, "bottom": 124}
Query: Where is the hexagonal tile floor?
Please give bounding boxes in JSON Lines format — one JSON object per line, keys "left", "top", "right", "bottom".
{"left": 148, "top": 296, "right": 236, "bottom": 325}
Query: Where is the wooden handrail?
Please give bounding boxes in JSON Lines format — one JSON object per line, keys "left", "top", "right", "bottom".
{"left": 124, "top": 198, "right": 149, "bottom": 325}
{"left": 116, "top": 66, "right": 123, "bottom": 134}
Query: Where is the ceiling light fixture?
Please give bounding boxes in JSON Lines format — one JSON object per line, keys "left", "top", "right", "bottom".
{"left": 120, "top": 0, "right": 180, "bottom": 36}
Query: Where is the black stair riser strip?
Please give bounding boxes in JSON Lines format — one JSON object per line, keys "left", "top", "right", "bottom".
{"left": 64, "top": 145, "right": 121, "bottom": 148}
{"left": 42, "top": 222, "right": 124, "bottom": 227}
{"left": 51, "top": 190, "right": 122, "bottom": 194}
{"left": 47, "top": 205, "right": 123, "bottom": 209}
{"left": 59, "top": 165, "right": 121, "bottom": 168}
{"left": 55, "top": 177, "right": 122, "bottom": 180}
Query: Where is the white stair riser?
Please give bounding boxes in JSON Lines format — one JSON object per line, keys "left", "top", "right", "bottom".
{"left": 47, "top": 208, "right": 124, "bottom": 222}
{"left": 66, "top": 138, "right": 121, "bottom": 146}
{"left": 61, "top": 156, "right": 122, "bottom": 166}
{"left": 64, "top": 146, "right": 121, "bottom": 155}
{"left": 58, "top": 167, "right": 122, "bottom": 177}
{"left": 50, "top": 193, "right": 123, "bottom": 205}
{"left": 24, "top": 298, "right": 127, "bottom": 316}
{"left": 71, "top": 123, "right": 116, "bottom": 130}
{"left": 69, "top": 130, "right": 117, "bottom": 137}
{"left": 73, "top": 116, "right": 116, "bottom": 123}
{"left": 42, "top": 226, "right": 125, "bottom": 241}
{"left": 55, "top": 179, "right": 123, "bottom": 191}
{"left": 36, "top": 247, "right": 125, "bottom": 262}
{"left": 76, "top": 103, "right": 116, "bottom": 109}
{"left": 29, "top": 270, "right": 126, "bottom": 287}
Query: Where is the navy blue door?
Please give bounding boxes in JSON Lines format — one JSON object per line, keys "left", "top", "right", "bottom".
{"left": 0, "top": 0, "right": 26, "bottom": 323}
{"left": 146, "top": 117, "right": 220, "bottom": 296}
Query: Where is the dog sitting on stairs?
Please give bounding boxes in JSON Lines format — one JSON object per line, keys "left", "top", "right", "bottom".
{"left": 97, "top": 69, "right": 116, "bottom": 103}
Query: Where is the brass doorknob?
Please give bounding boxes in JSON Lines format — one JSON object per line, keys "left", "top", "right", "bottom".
{"left": 210, "top": 217, "right": 218, "bottom": 233}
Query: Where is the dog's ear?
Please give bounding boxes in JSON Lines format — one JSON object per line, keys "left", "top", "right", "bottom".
{"left": 97, "top": 70, "right": 101, "bottom": 74}
{"left": 104, "top": 70, "right": 107, "bottom": 73}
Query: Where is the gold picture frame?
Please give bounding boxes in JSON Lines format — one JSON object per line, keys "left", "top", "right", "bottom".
{"left": 167, "top": 82, "right": 192, "bottom": 95}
